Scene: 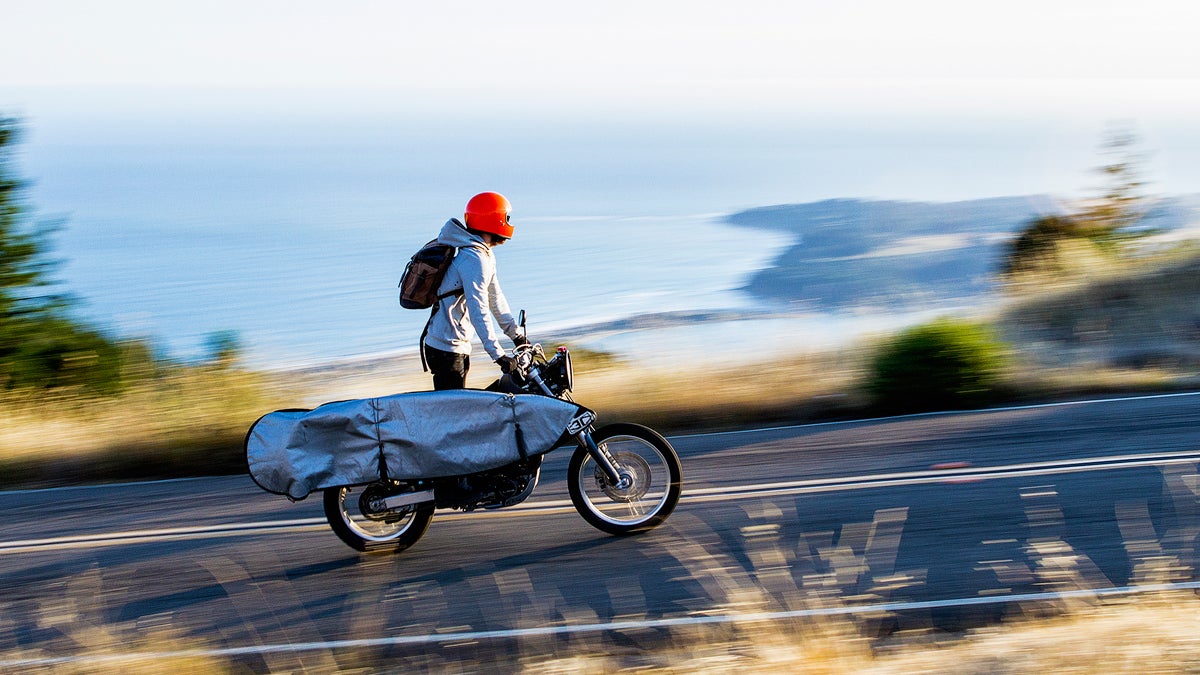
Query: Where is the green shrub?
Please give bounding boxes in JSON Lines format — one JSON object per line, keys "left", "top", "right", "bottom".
{"left": 0, "top": 316, "right": 124, "bottom": 395}
{"left": 867, "top": 318, "right": 1008, "bottom": 413}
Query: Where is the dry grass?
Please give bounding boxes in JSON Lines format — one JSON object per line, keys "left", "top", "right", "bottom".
{"left": 1, "top": 568, "right": 231, "bottom": 675}
{"left": 870, "top": 594, "right": 1200, "bottom": 674}
{"left": 570, "top": 349, "right": 869, "bottom": 433}
{"left": 15, "top": 583, "right": 1200, "bottom": 674}
{"left": 0, "top": 365, "right": 285, "bottom": 487}
{"left": 1002, "top": 364, "right": 1198, "bottom": 401}
{"left": 520, "top": 593, "right": 1200, "bottom": 674}
{"left": 0, "top": 369, "right": 267, "bottom": 460}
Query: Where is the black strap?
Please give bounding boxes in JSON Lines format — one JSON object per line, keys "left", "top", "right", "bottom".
{"left": 515, "top": 420, "right": 528, "bottom": 461}
{"left": 415, "top": 238, "right": 483, "bottom": 373}
{"left": 418, "top": 288, "right": 465, "bottom": 372}
{"left": 506, "top": 395, "right": 529, "bottom": 461}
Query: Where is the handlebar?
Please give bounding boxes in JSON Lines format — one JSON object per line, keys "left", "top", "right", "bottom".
{"left": 507, "top": 342, "right": 558, "bottom": 396}
{"left": 511, "top": 342, "right": 541, "bottom": 376}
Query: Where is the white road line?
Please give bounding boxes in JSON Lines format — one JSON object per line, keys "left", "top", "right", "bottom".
{"left": 672, "top": 390, "right": 1200, "bottom": 439}
{"left": 682, "top": 450, "right": 1200, "bottom": 503}
{"left": 4, "top": 580, "right": 1199, "bottom": 668}
{"left": 0, "top": 475, "right": 221, "bottom": 496}
{"left": 3, "top": 450, "right": 1197, "bottom": 555}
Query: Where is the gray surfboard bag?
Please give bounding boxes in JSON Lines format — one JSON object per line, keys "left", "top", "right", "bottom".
{"left": 246, "top": 390, "right": 592, "bottom": 500}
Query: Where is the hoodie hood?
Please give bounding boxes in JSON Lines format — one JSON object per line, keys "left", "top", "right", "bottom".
{"left": 437, "top": 218, "right": 488, "bottom": 249}
{"left": 425, "top": 217, "right": 515, "bottom": 362}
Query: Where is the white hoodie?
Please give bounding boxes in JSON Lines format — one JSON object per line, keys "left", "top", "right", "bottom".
{"left": 422, "top": 218, "right": 521, "bottom": 361}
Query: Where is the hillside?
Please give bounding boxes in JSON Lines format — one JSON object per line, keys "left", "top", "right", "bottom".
{"left": 998, "top": 254, "right": 1200, "bottom": 372}
{"left": 727, "top": 196, "right": 1199, "bottom": 310}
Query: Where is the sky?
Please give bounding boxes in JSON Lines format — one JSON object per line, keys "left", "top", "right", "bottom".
{"left": 2, "top": 1, "right": 1199, "bottom": 203}
{"left": 4, "top": 1, "right": 1198, "bottom": 113}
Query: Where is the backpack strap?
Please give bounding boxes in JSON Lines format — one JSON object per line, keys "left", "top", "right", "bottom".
{"left": 418, "top": 287, "right": 465, "bottom": 372}
{"left": 416, "top": 240, "right": 484, "bottom": 373}
{"left": 419, "top": 305, "right": 436, "bottom": 372}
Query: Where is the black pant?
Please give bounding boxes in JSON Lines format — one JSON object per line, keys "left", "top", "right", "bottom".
{"left": 424, "top": 344, "right": 470, "bottom": 390}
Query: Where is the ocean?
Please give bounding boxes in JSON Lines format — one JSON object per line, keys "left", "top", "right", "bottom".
{"left": 21, "top": 139, "right": 807, "bottom": 367}
{"left": 14, "top": 107, "right": 1195, "bottom": 368}
{"left": 49, "top": 206, "right": 794, "bottom": 367}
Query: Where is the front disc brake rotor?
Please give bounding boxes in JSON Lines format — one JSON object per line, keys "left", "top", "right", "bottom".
{"left": 594, "top": 451, "right": 652, "bottom": 502}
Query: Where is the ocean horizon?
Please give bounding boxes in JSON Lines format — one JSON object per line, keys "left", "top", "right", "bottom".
{"left": 11, "top": 104, "right": 1197, "bottom": 369}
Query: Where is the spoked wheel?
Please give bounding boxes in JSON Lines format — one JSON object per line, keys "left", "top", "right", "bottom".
{"left": 568, "top": 423, "right": 682, "bottom": 535}
{"left": 322, "top": 483, "right": 434, "bottom": 554}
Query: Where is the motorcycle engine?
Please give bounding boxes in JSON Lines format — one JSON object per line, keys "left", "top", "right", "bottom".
{"left": 436, "top": 457, "right": 542, "bottom": 511}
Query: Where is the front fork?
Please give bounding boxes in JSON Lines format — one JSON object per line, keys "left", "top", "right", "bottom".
{"left": 575, "top": 429, "right": 633, "bottom": 489}
{"left": 533, "top": 368, "right": 628, "bottom": 487}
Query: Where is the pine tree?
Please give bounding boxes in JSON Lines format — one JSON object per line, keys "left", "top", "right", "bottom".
{"left": 1076, "top": 123, "right": 1150, "bottom": 248}
{"left": 0, "top": 118, "right": 56, "bottom": 320}
{"left": 0, "top": 117, "right": 122, "bottom": 393}
{"left": 1002, "top": 123, "right": 1153, "bottom": 280}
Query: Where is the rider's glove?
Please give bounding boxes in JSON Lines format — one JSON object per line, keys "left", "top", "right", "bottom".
{"left": 496, "top": 355, "right": 517, "bottom": 374}
{"left": 512, "top": 334, "right": 529, "bottom": 348}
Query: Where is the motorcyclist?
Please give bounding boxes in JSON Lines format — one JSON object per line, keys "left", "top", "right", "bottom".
{"left": 422, "top": 192, "right": 528, "bottom": 390}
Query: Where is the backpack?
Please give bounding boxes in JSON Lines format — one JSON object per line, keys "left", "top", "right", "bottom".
{"left": 400, "top": 237, "right": 482, "bottom": 372}
{"left": 398, "top": 239, "right": 459, "bottom": 310}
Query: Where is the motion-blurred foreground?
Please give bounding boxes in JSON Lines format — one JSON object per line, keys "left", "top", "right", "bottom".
{"left": 5, "top": 460, "right": 1200, "bottom": 674}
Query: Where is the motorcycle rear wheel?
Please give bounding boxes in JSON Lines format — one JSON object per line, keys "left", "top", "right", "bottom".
{"left": 568, "top": 423, "right": 682, "bottom": 535}
{"left": 323, "top": 484, "right": 435, "bottom": 554}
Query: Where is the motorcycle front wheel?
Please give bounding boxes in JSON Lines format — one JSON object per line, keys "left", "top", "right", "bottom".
{"left": 568, "top": 423, "right": 682, "bottom": 535}
{"left": 323, "top": 484, "right": 435, "bottom": 554}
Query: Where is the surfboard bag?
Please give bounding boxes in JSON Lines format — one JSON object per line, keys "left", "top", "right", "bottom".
{"left": 245, "top": 390, "right": 591, "bottom": 500}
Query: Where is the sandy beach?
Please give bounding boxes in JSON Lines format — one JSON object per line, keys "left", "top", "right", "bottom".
{"left": 272, "top": 306, "right": 951, "bottom": 407}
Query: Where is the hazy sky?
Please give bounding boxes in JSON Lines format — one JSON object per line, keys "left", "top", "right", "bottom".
{"left": 4, "top": 1, "right": 1199, "bottom": 205}
{"left": 4, "top": 0, "right": 1198, "bottom": 119}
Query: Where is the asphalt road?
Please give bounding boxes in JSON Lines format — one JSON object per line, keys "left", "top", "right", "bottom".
{"left": 2, "top": 392, "right": 1199, "bottom": 671}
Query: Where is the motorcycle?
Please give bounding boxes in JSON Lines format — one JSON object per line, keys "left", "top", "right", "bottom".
{"left": 246, "top": 313, "right": 683, "bottom": 555}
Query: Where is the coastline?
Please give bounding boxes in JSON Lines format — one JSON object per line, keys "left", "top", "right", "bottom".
{"left": 270, "top": 306, "right": 958, "bottom": 405}
{"left": 267, "top": 309, "right": 798, "bottom": 403}
{"left": 257, "top": 194, "right": 1200, "bottom": 399}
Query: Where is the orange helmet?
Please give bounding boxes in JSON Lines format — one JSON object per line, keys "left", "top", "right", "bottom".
{"left": 464, "top": 192, "right": 514, "bottom": 239}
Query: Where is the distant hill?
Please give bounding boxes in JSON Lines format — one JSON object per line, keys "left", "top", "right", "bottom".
{"left": 998, "top": 254, "right": 1200, "bottom": 371}
{"left": 726, "top": 196, "right": 1200, "bottom": 310}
